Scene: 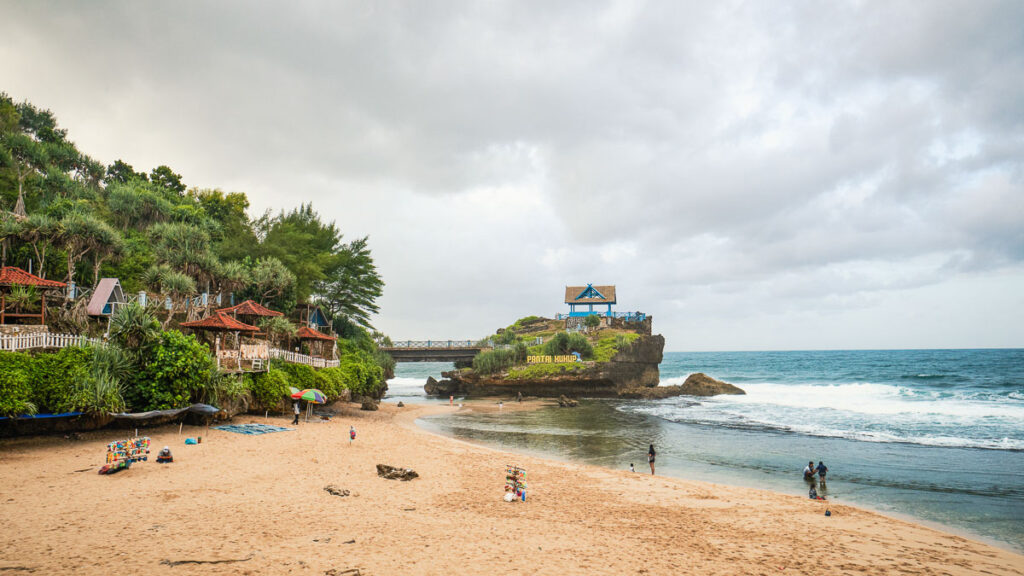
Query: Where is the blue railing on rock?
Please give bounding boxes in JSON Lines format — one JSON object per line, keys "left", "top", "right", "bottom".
{"left": 387, "top": 340, "right": 480, "bottom": 349}
{"left": 555, "top": 312, "right": 647, "bottom": 322}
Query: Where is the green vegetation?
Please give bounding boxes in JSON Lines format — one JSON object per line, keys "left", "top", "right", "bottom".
{"left": 583, "top": 314, "right": 601, "bottom": 329}
{"left": 593, "top": 332, "right": 639, "bottom": 362}
{"left": 543, "top": 332, "right": 594, "bottom": 359}
{"left": 472, "top": 342, "right": 528, "bottom": 375}
{"left": 0, "top": 94, "right": 395, "bottom": 417}
{"left": 507, "top": 362, "right": 583, "bottom": 380}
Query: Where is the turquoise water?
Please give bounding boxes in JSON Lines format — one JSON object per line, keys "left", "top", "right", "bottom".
{"left": 385, "top": 350, "right": 1024, "bottom": 551}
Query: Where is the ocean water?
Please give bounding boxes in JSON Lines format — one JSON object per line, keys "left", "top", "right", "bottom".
{"left": 384, "top": 350, "right": 1024, "bottom": 551}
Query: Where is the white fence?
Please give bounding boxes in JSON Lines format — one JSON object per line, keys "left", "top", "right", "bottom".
{"left": 0, "top": 332, "right": 103, "bottom": 352}
{"left": 0, "top": 332, "right": 339, "bottom": 370}
{"left": 268, "top": 348, "right": 340, "bottom": 369}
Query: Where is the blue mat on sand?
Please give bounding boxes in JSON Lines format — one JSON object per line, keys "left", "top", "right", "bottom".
{"left": 213, "top": 423, "right": 294, "bottom": 435}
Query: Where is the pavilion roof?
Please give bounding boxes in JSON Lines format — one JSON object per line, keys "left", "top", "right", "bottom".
{"left": 296, "top": 326, "right": 336, "bottom": 341}
{"left": 181, "top": 311, "right": 259, "bottom": 332}
{"left": 218, "top": 299, "right": 284, "bottom": 317}
{"left": 564, "top": 284, "right": 616, "bottom": 305}
{"left": 0, "top": 267, "right": 67, "bottom": 289}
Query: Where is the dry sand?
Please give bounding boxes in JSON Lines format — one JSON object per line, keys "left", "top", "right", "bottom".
{"left": 1, "top": 401, "right": 1022, "bottom": 575}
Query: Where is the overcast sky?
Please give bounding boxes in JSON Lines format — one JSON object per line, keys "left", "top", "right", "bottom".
{"left": 2, "top": 1, "right": 1022, "bottom": 350}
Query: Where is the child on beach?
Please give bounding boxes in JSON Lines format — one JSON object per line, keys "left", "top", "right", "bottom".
{"left": 816, "top": 461, "right": 828, "bottom": 483}
{"left": 349, "top": 425, "right": 356, "bottom": 445}
{"left": 648, "top": 445, "right": 656, "bottom": 475}
{"left": 630, "top": 463, "right": 635, "bottom": 473}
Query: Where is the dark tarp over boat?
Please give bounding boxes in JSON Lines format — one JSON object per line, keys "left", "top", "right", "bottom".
{"left": 0, "top": 404, "right": 223, "bottom": 436}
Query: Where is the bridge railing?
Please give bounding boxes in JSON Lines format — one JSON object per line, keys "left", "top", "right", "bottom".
{"left": 386, "top": 340, "right": 479, "bottom": 349}
{"left": 555, "top": 312, "right": 647, "bottom": 322}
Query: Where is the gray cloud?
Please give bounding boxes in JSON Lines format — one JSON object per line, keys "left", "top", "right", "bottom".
{"left": 1, "top": 0, "right": 1022, "bottom": 349}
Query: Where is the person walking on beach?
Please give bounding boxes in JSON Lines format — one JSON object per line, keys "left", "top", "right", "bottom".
{"left": 349, "top": 425, "right": 356, "bottom": 445}
{"left": 629, "top": 463, "right": 635, "bottom": 473}
{"left": 292, "top": 401, "right": 300, "bottom": 425}
{"left": 517, "top": 391, "right": 522, "bottom": 402}
{"left": 816, "top": 461, "right": 828, "bottom": 484}
{"left": 648, "top": 444, "right": 656, "bottom": 475}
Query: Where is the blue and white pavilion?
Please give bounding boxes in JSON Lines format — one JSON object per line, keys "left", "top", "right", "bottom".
{"left": 563, "top": 284, "right": 617, "bottom": 317}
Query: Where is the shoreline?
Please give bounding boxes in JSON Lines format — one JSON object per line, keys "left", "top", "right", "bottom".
{"left": 409, "top": 398, "right": 1024, "bottom": 556}
{"left": 1, "top": 401, "right": 1021, "bottom": 575}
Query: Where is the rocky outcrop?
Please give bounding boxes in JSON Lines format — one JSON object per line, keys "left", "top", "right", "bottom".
{"left": 679, "top": 373, "right": 745, "bottom": 396}
{"left": 360, "top": 400, "right": 379, "bottom": 411}
{"left": 557, "top": 395, "right": 578, "bottom": 407}
{"left": 377, "top": 464, "right": 418, "bottom": 481}
{"left": 428, "top": 334, "right": 665, "bottom": 399}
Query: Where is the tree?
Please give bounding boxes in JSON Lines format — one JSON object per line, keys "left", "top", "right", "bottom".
{"left": 583, "top": 314, "right": 601, "bottom": 330}
{"left": 104, "top": 159, "right": 148, "bottom": 185}
{"left": 17, "top": 213, "right": 59, "bottom": 278}
{"left": 319, "top": 236, "right": 383, "bottom": 328}
{"left": 59, "top": 210, "right": 122, "bottom": 284}
{"left": 106, "top": 182, "right": 172, "bottom": 230}
{"left": 149, "top": 165, "right": 185, "bottom": 197}
{"left": 247, "top": 257, "right": 297, "bottom": 311}
{"left": 256, "top": 203, "right": 343, "bottom": 303}
{"left": 194, "top": 189, "right": 258, "bottom": 261}
{"left": 148, "top": 221, "right": 217, "bottom": 284}
{"left": 143, "top": 263, "right": 198, "bottom": 328}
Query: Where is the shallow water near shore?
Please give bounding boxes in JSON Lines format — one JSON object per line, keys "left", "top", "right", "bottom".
{"left": 385, "top": 350, "right": 1024, "bottom": 552}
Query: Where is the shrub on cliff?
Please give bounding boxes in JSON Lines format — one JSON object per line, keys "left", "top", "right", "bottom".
{"left": 472, "top": 342, "right": 528, "bottom": 375}
{"left": 125, "top": 330, "right": 214, "bottom": 411}
{"left": 544, "top": 332, "right": 593, "bottom": 359}
{"left": 0, "top": 368, "right": 34, "bottom": 417}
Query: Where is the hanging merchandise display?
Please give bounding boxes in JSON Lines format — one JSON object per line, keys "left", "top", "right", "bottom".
{"left": 504, "top": 465, "right": 527, "bottom": 502}
{"left": 98, "top": 436, "right": 151, "bottom": 475}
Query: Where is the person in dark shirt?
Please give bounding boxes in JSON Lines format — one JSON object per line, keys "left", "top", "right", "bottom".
{"left": 816, "top": 461, "right": 828, "bottom": 484}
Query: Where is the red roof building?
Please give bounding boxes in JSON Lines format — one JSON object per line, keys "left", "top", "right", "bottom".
{"left": 218, "top": 299, "right": 283, "bottom": 317}
{"left": 181, "top": 311, "right": 260, "bottom": 332}
{"left": 296, "top": 326, "right": 337, "bottom": 341}
{"left": 0, "top": 267, "right": 67, "bottom": 288}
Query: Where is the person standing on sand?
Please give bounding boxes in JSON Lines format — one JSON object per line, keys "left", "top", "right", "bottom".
{"left": 349, "top": 425, "right": 356, "bottom": 445}
{"left": 292, "top": 401, "right": 300, "bottom": 425}
{"left": 517, "top": 391, "right": 522, "bottom": 402}
{"left": 648, "top": 444, "right": 656, "bottom": 475}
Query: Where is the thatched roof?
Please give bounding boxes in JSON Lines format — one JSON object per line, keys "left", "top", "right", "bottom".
{"left": 0, "top": 267, "right": 67, "bottom": 288}
{"left": 564, "top": 284, "right": 616, "bottom": 304}
{"left": 181, "top": 311, "right": 259, "bottom": 332}
{"left": 218, "top": 299, "right": 283, "bottom": 317}
{"left": 296, "top": 326, "right": 336, "bottom": 341}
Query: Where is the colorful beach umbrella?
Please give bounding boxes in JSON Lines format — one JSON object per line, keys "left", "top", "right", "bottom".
{"left": 288, "top": 386, "right": 301, "bottom": 396}
{"left": 291, "top": 388, "right": 327, "bottom": 404}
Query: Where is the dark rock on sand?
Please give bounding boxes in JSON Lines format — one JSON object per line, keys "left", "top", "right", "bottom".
{"left": 361, "top": 400, "right": 379, "bottom": 411}
{"left": 558, "top": 395, "right": 579, "bottom": 408}
{"left": 396, "top": 401, "right": 404, "bottom": 407}
{"left": 679, "top": 373, "right": 745, "bottom": 396}
{"left": 323, "top": 485, "right": 350, "bottom": 497}
{"left": 376, "top": 464, "right": 419, "bottom": 481}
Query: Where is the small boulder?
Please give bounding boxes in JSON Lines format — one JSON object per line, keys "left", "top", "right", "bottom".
{"left": 557, "top": 395, "right": 578, "bottom": 408}
{"left": 680, "top": 373, "right": 745, "bottom": 396}
{"left": 323, "top": 484, "right": 350, "bottom": 497}
{"left": 376, "top": 464, "right": 418, "bottom": 481}
{"left": 396, "top": 401, "right": 405, "bottom": 407}
{"left": 361, "top": 400, "right": 379, "bottom": 411}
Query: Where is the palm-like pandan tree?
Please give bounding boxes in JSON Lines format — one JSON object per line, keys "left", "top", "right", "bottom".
{"left": 109, "top": 301, "right": 160, "bottom": 351}
{"left": 0, "top": 215, "right": 21, "bottom": 266}
{"left": 5, "top": 284, "right": 38, "bottom": 314}
{"left": 16, "top": 213, "right": 59, "bottom": 279}
{"left": 59, "top": 210, "right": 122, "bottom": 284}
{"left": 89, "top": 227, "right": 125, "bottom": 286}
{"left": 143, "top": 263, "right": 197, "bottom": 328}
{"left": 106, "top": 182, "right": 172, "bottom": 231}
{"left": 214, "top": 260, "right": 250, "bottom": 301}
{"left": 259, "top": 315, "right": 297, "bottom": 348}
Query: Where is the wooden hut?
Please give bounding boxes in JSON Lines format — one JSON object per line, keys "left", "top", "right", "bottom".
{"left": 219, "top": 299, "right": 284, "bottom": 322}
{"left": 181, "top": 311, "right": 265, "bottom": 371}
{"left": 564, "top": 284, "right": 617, "bottom": 317}
{"left": 0, "top": 266, "right": 67, "bottom": 325}
{"left": 296, "top": 325, "right": 337, "bottom": 360}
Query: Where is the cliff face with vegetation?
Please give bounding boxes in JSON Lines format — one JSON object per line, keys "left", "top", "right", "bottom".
{"left": 424, "top": 317, "right": 666, "bottom": 398}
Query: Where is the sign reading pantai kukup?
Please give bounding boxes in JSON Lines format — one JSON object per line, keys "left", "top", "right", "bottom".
{"left": 527, "top": 355, "right": 579, "bottom": 364}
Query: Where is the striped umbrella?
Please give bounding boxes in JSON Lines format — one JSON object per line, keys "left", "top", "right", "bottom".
{"left": 291, "top": 389, "right": 327, "bottom": 404}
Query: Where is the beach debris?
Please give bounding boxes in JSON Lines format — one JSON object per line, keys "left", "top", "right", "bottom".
{"left": 324, "top": 485, "right": 351, "bottom": 497}
{"left": 360, "top": 399, "right": 379, "bottom": 411}
{"left": 160, "top": 553, "right": 254, "bottom": 567}
{"left": 325, "top": 568, "right": 361, "bottom": 576}
{"left": 343, "top": 539, "right": 356, "bottom": 544}
{"left": 63, "top": 432, "right": 82, "bottom": 441}
{"left": 557, "top": 395, "right": 578, "bottom": 408}
{"left": 376, "top": 464, "right": 418, "bottom": 481}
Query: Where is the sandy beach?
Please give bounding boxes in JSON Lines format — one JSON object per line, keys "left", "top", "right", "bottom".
{"left": 1, "top": 401, "right": 1022, "bottom": 576}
